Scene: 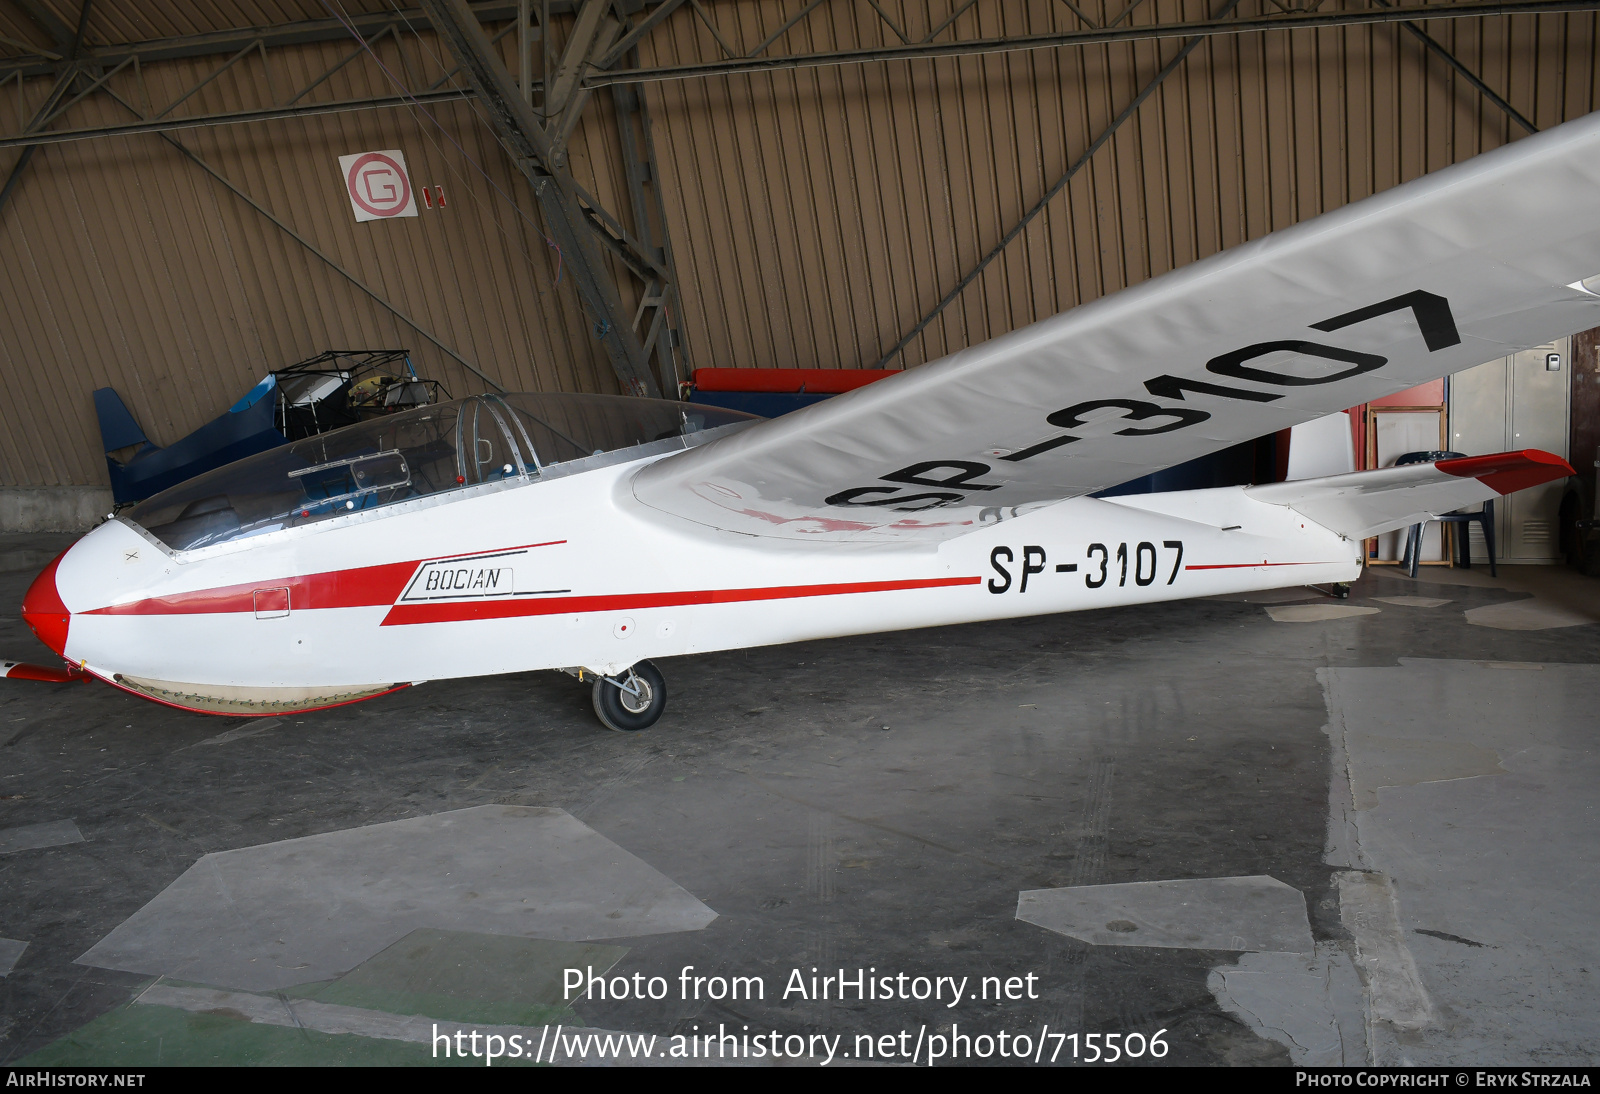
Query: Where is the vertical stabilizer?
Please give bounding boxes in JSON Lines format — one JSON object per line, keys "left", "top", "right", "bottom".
{"left": 1287, "top": 412, "right": 1356, "bottom": 482}
{"left": 92, "top": 388, "right": 149, "bottom": 454}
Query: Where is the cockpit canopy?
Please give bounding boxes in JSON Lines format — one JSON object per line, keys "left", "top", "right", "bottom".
{"left": 128, "top": 392, "right": 760, "bottom": 553}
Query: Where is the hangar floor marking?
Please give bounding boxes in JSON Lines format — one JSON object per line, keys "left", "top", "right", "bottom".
{"left": 0, "top": 819, "right": 84, "bottom": 854}
{"left": 75, "top": 805, "right": 716, "bottom": 992}
{"left": 1463, "top": 597, "right": 1597, "bottom": 630}
{"left": 286, "top": 928, "right": 627, "bottom": 1027}
{"left": 1330, "top": 660, "right": 1600, "bottom": 1063}
{"left": 1264, "top": 604, "right": 1382, "bottom": 623}
{"left": 1203, "top": 588, "right": 1322, "bottom": 604}
{"left": 1208, "top": 945, "right": 1367, "bottom": 1066}
{"left": 1225, "top": 659, "right": 1600, "bottom": 1065}
{"left": 1343, "top": 734, "right": 1506, "bottom": 809}
{"left": 0, "top": 938, "right": 27, "bottom": 977}
{"left": 1016, "top": 876, "right": 1315, "bottom": 954}
{"left": 25, "top": 930, "right": 636, "bottom": 1066}
{"left": 177, "top": 716, "right": 286, "bottom": 750}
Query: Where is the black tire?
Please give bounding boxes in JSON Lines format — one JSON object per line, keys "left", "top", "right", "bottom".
{"left": 591, "top": 660, "right": 667, "bottom": 732}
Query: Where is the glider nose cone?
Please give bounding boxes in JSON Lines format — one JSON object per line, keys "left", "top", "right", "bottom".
{"left": 22, "top": 549, "right": 72, "bottom": 658}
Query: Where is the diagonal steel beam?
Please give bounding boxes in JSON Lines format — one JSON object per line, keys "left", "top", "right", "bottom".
{"left": 546, "top": 0, "right": 623, "bottom": 149}
{"left": 0, "top": 1, "right": 529, "bottom": 79}
{"left": 5, "top": 0, "right": 71, "bottom": 51}
{"left": 0, "top": 0, "right": 92, "bottom": 218}
{"left": 875, "top": 0, "right": 1242, "bottom": 368}
{"left": 581, "top": 0, "right": 1600, "bottom": 86}
{"left": 418, "top": 0, "right": 660, "bottom": 396}
{"left": 0, "top": 143, "right": 38, "bottom": 211}
{"left": 922, "top": 0, "right": 979, "bottom": 45}
{"left": 747, "top": 0, "right": 832, "bottom": 57}
{"left": 596, "top": 0, "right": 686, "bottom": 68}
{"left": 1371, "top": 0, "right": 1537, "bottom": 133}
{"left": 0, "top": 32, "right": 59, "bottom": 58}
{"left": 0, "top": 64, "right": 71, "bottom": 190}
{"left": 159, "top": 130, "right": 503, "bottom": 391}
{"left": 0, "top": 89, "right": 475, "bottom": 149}
{"left": 545, "top": 0, "right": 613, "bottom": 118}
{"left": 49, "top": 80, "right": 503, "bottom": 390}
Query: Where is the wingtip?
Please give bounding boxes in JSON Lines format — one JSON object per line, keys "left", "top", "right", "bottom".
{"left": 1435, "top": 449, "right": 1575, "bottom": 495}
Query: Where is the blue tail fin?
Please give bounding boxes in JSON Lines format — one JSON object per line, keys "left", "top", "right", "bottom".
{"left": 93, "top": 388, "right": 149, "bottom": 453}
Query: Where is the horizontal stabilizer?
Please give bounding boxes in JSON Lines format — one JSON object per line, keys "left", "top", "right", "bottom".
{"left": 1245, "top": 449, "right": 1573, "bottom": 540}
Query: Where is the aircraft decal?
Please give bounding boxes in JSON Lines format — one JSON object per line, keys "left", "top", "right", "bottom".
{"left": 379, "top": 576, "right": 982, "bottom": 626}
{"left": 690, "top": 479, "right": 973, "bottom": 534}
{"left": 398, "top": 547, "right": 572, "bottom": 603}
{"left": 984, "top": 539, "right": 1335, "bottom": 593}
{"left": 823, "top": 290, "right": 1463, "bottom": 513}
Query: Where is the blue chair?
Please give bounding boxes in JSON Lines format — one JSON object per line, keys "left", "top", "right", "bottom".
{"left": 1396, "top": 450, "right": 1496, "bottom": 578}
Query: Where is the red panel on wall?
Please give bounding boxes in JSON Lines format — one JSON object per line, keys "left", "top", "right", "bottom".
{"left": 1370, "top": 379, "right": 1445, "bottom": 407}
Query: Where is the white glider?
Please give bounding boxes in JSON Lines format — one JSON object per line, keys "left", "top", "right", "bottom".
{"left": 21, "top": 110, "right": 1600, "bottom": 729}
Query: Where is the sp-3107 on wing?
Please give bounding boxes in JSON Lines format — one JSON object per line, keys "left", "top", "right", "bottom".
{"left": 19, "top": 111, "right": 1600, "bottom": 730}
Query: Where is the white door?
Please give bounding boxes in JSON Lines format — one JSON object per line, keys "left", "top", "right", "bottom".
{"left": 1448, "top": 338, "right": 1571, "bottom": 563}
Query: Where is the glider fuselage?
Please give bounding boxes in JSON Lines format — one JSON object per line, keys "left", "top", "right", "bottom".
{"left": 26, "top": 450, "right": 1357, "bottom": 716}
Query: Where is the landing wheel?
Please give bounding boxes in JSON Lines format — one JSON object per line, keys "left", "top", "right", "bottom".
{"left": 591, "top": 660, "right": 667, "bottom": 732}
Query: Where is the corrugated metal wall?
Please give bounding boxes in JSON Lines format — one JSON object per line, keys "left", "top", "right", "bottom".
{"left": 2, "top": 0, "right": 1598, "bottom": 487}
{"left": 644, "top": 0, "right": 1600, "bottom": 373}
{"left": 0, "top": 22, "right": 640, "bottom": 488}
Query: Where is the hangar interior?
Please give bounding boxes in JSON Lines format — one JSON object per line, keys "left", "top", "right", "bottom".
{"left": 2, "top": 0, "right": 1600, "bottom": 1068}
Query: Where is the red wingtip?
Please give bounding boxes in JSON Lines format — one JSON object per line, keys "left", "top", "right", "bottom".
{"left": 1435, "top": 449, "right": 1575, "bottom": 495}
{"left": 21, "top": 549, "right": 71, "bottom": 658}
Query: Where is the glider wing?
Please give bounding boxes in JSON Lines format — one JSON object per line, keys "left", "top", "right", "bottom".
{"left": 634, "top": 114, "right": 1600, "bottom": 542}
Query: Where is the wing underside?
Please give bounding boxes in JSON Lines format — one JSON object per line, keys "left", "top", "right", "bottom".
{"left": 632, "top": 112, "right": 1600, "bottom": 544}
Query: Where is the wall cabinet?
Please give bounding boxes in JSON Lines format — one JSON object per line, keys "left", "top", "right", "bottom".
{"left": 1448, "top": 338, "right": 1571, "bottom": 564}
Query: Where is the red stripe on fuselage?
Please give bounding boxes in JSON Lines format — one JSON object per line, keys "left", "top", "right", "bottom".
{"left": 85, "top": 560, "right": 419, "bottom": 616}
{"left": 83, "top": 541, "right": 567, "bottom": 617}
{"left": 1184, "top": 561, "right": 1323, "bottom": 570}
{"left": 379, "top": 576, "right": 983, "bottom": 626}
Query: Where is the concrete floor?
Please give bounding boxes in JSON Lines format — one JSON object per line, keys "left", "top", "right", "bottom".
{"left": 1, "top": 532, "right": 1597, "bottom": 1066}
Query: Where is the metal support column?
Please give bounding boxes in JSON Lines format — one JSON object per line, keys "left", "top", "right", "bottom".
{"left": 610, "top": 64, "right": 688, "bottom": 395}
{"left": 419, "top": 0, "right": 660, "bottom": 396}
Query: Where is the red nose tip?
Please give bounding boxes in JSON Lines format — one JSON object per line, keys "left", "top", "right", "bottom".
{"left": 21, "top": 549, "right": 71, "bottom": 659}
